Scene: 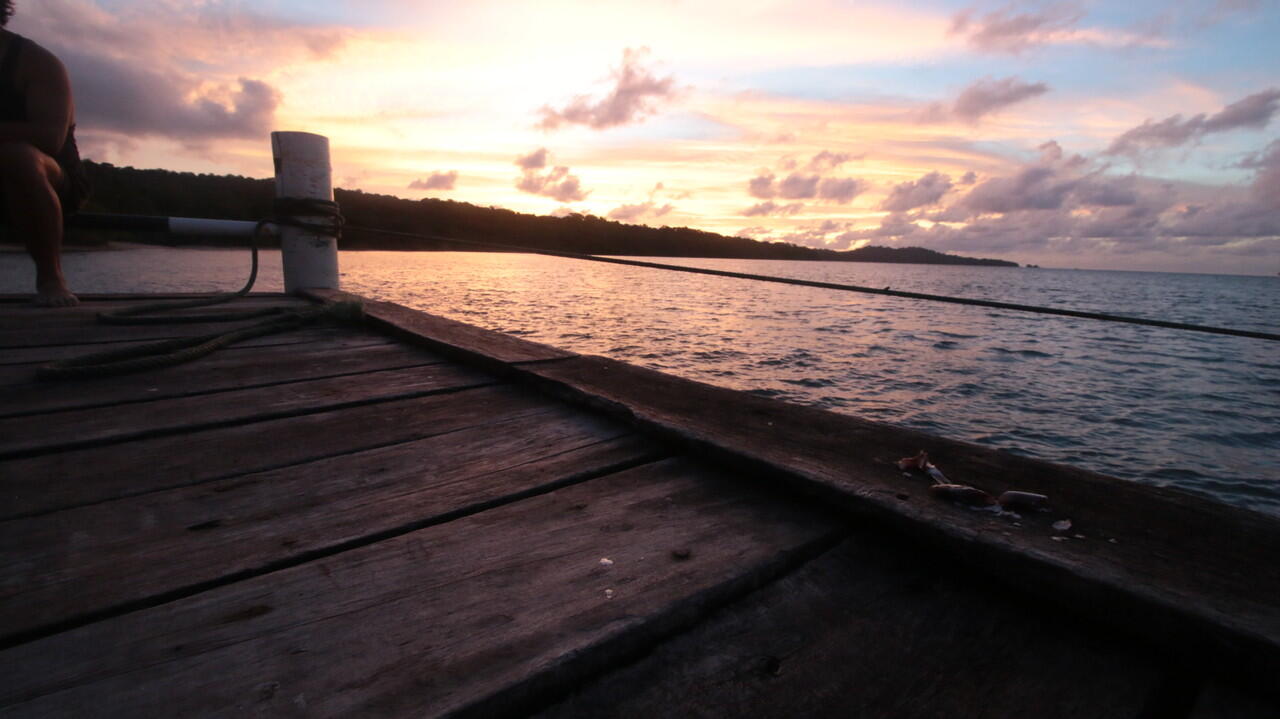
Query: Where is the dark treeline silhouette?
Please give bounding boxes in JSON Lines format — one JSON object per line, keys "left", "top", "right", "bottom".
{"left": 73, "top": 161, "right": 1017, "bottom": 267}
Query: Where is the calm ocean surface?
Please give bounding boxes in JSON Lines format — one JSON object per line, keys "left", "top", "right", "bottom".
{"left": 5, "top": 248, "right": 1279, "bottom": 515}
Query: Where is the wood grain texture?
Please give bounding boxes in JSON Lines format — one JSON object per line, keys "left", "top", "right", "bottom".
{"left": 539, "top": 534, "right": 1166, "bottom": 719}
{"left": 0, "top": 363, "right": 495, "bottom": 458}
{"left": 520, "top": 354, "right": 1280, "bottom": 694}
{"left": 0, "top": 325, "right": 381, "bottom": 366}
{"left": 0, "top": 384, "right": 547, "bottom": 520}
{"left": 0, "top": 459, "right": 842, "bottom": 718}
{"left": 0, "top": 406, "right": 657, "bottom": 643}
{"left": 0, "top": 296, "right": 313, "bottom": 347}
{"left": 0, "top": 339, "right": 436, "bottom": 417}
{"left": 0, "top": 293, "right": 295, "bottom": 303}
{"left": 0, "top": 296, "right": 310, "bottom": 329}
{"left": 302, "top": 288, "right": 575, "bottom": 368}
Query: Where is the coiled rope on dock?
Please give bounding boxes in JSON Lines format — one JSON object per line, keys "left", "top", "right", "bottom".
{"left": 341, "top": 225, "right": 1280, "bottom": 343}
{"left": 36, "top": 301, "right": 365, "bottom": 380}
{"left": 39, "top": 199, "right": 353, "bottom": 380}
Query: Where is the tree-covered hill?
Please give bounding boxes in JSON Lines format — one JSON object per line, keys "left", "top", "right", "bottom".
{"left": 74, "top": 161, "right": 1017, "bottom": 267}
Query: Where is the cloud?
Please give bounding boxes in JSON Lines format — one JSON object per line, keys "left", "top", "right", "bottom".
{"left": 881, "top": 171, "right": 953, "bottom": 212}
{"left": 962, "top": 166, "right": 1076, "bottom": 214}
{"left": 409, "top": 171, "right": 458, "bottom": 191}
{"left": 948, "top": 3, "right": 1086, "bottom": 54}
{"left": 748, "top": 172, "right": 777, "bottom": 199}
{"left": 807, "top": 150, "right": 857, "bottom": 172}
{"left": 12, "top": 0, "right": 353, "bottom": 142}
{"left": 1202, "top": 88, "right": 1280, "bottom": 132}
{"left": 609, "top": 181, "right": 678, "bottom": 220}
{"left": 1239, "top": 139, "right": 1280, "bottom": 202}
{"left": 743, "top": 201, "right": 805, "bottom": 217}
{"left": 922, "top": 76, "right": 1049, "bottom": 123}
{"left": 538, "top": 47, "right": 677, "bottom": 131}
{"left": 954, "top": 77, "right": 1049, "bottom": 122}
{"left": 68, "top": 57, "right": 280, "bottom": 139}
{"left": 779, "top": 173, "right": 820, "bottom": 199}
{"left": 515, "top": 147, "right": 549, "bottom": 170}
{"left": 817, "top": 177, "right": 866, "bottom": 203}
{"left": 1106, "top": 88, "right": 1280, "bottom": 155}
{"left": 843, "top": 138, "right": 1280, "bottom": 258}
{"left": 516, "top": 166, "right": 589, "bottom": 202}
{"left": 608, "top": 202, "right": 674, "bottom": 221}
{"left": 748, "top": 170, "right": 865, "bottom": 204}
{"left": 514, "top": 149, "right": 589, "bottom": 202}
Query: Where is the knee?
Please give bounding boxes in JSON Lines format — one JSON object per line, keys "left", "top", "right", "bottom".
{"left": 0, "top": 142, "right": 47, "bottom": 183}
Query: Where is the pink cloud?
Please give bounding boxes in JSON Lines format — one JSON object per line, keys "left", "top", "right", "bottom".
{"left": 748, "top": 168, "right": 865, "bottom": 204}
{"left": 921, "top": 76, "right": 1049, "bottom": 123}
{"left": 514, "top": 148, "right": 589, "bottom": 202}
{"left": 608, "top": 202, "right": 674, "bottom": 221}
{"left": 1106, "top": 88, "right": 1280, "bottom": 156}
{"left": 843, "top": 137, "right": 1280, "bottom": 257}
{"left": 515, "top": 147, "right": 549, "bottom": 170}
{"left": 881, "top": 171, "right": 953, "bottom": 212}
{"left": 12, "top": 0, "right": 351, "bottom": 142}
{"left": 743, "top": 201, "right": 805, "bottom": 217}
{"left": 409, "top": 171, "right": 458, "bottom": 191}
{"left": 949, "top": 3, "right": 1086, "bottom": 54}
{"left": 538, "top": 48, "right": 677, "bottom": 131}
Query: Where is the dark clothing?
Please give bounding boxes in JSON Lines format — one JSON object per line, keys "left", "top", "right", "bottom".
{"left": 0, "top": 33, "right": 90, "bottom": 215}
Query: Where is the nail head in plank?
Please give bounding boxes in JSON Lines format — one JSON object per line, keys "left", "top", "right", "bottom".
{"left": 0, "top": 408, "right": 654, "bottom": 643}
{"left": 520, "top": 353, "right": 1280, "bottom": 693}
{"left": 538, "top": 535, "right": 1165, "bottom": 719}
{"left": 1, "top": 459, "right": 840, "bottom": 717}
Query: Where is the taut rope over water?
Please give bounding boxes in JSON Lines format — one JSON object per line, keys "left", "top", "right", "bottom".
{"left": 341, "top": 225, "right": 1280, "bottom": 343}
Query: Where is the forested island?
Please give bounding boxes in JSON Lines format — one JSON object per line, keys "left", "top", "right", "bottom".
{"left": 72, "top": 162, "right": 1017, "bottom": 267}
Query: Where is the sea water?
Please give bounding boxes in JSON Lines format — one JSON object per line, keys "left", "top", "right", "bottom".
{"left": 4, "top": 248, "right": 1278, "bottom": 515}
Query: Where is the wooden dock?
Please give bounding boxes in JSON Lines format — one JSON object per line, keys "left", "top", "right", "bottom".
{"left": 1, "top": 291, "right": 1277, "bottom": 718}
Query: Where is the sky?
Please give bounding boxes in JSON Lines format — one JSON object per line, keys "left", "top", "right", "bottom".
{"left": 12, "top": 0, "right": 1280, "bottom": 274}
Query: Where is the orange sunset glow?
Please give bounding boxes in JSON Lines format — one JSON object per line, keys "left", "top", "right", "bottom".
{"left": 10, "top": 0, "right": 1280, "bottom": 274}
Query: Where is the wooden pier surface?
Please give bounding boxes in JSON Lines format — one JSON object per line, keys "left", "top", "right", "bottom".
{"left": 0, "top": 292, "right": 1276, "bottom": 718}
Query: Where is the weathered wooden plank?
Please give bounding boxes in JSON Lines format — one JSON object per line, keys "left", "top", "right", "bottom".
{"left": 0, "top": 363, "right": 495, "bottom": 458}
{"left": 538, "top": 535, "right": 1166, "bottom": 719}
{"left": 0, "top": 407, "right": 658, "bottom": 643}
{"left": 0, "top": 459, "right": 842, "bottom": 717}
{"left": 0, "top": 315, "right": 334, "bottom": 348}
{"left": 0, "top": 325, "right": 378, "bottom": 366}
{"left": 0, "top": 339, "right": 434, "bottom": 417}
{"left": 0, "top": 293, "right": 295, "bottom": 303}
{"left": 520, "top": 354, "right": 1280, "bottom": 693}
{"left": 303, "top": 288, "right": 576, "bottom": 367}
{"left": 0, "top": 295, "right": 324, "bottom": 348}
{"left": 0, "top": 384, "right": 556, "bottom": 520}
{"left": 0, "top": 296, "right": 309, "bottom": 327}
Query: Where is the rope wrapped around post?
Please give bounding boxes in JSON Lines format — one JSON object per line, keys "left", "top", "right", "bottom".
{"left": 40, "top": 198, "right": 349, "bottom": 380}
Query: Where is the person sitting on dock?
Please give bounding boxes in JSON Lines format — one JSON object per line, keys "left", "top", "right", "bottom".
{"left": 0, "top": 0, "right": 90, "bottom": 307}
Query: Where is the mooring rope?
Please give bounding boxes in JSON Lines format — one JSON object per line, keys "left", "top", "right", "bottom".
{"left": 37, "top": 302, "right": 365, "bottom": 380}
{"left": 39, "top": 199, "right": 351, "bottom": 380}
{"left": 97, "top": 199, "right": 343, "bottom": 325}
{"left": 341, "top": 225, "right": 1280, "bottom": 343}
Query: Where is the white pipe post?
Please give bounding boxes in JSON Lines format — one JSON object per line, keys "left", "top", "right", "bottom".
{"left": 167, "top": 217, "right": 265, "bottom": 237}
{"left": 272, "top": 131, "right": 339, "bottom": 292}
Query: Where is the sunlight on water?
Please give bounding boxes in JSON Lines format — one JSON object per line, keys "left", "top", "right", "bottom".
{"left": 4, "top": 247, "right": 1278, "bottom": 515}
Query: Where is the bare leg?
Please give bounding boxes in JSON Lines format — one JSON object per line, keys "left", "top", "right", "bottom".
{"left": 0, "top": 141, "right": 77, "bottom": 307}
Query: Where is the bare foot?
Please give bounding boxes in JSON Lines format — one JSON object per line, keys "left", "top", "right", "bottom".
{"left": 34, "top": 281, "right": 79, "bottom": 307}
